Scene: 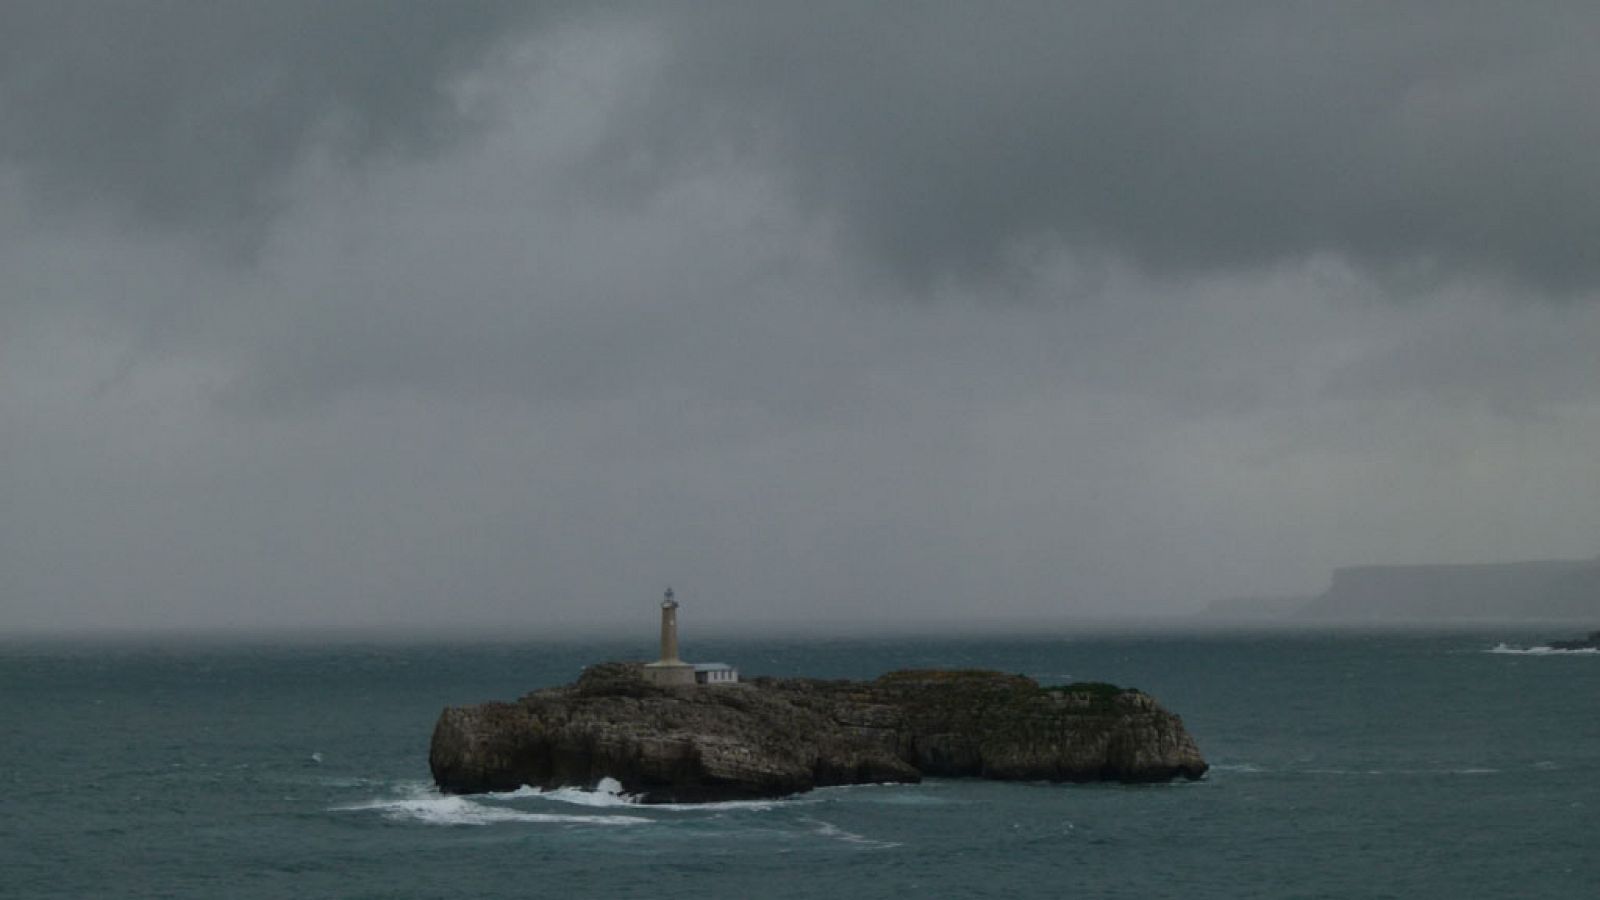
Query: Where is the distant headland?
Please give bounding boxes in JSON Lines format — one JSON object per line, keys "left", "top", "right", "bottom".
{"left": 429, "top": 590, "right": 1208, "bottom": 803}
{"left": 1207, "top": 555, "right": 1600, "bottom": 625}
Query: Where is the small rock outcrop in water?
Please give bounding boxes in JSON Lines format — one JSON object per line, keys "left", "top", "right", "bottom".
{"left": 430, "top": 663, "right": 1208, "bottom": 803}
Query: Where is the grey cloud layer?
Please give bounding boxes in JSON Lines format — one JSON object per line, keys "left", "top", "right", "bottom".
{"left": 0, "top": 0, "right": 542, "bottom": 234}
{"left": 616, "top": 1, "right": 1600, "bottom": 290}
{"left": 4, "top": 4, "right": 1599, "bottom": 634}
{"left": 7, "top": 2, "right": 1600, "bottom": 289}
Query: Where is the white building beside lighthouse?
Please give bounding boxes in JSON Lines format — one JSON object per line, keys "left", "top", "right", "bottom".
{"left": 642, "top": 588, "right": 738, "bottom": 687}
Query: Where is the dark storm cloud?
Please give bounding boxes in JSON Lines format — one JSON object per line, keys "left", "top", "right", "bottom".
{"left": 8, "top": 2, "right": 1598, "bottom": 291}
{"left": 592, "top": 1, "right": 1600, "bottom": 292}
{"left": 0, "top": 0, "right": 544, "bottom": 236}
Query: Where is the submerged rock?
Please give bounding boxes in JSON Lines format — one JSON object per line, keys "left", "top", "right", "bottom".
{"left": 430, "top": 663, "right": 1208, "bottom": 803}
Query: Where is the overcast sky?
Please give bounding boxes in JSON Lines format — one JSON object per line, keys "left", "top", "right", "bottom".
{"left": 4, "top": 1, "right": 1599, "bottom": 635}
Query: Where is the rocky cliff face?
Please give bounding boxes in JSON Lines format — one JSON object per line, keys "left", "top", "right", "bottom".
{"left": 430, "top": 663, "right": 1208, "bottom": 803}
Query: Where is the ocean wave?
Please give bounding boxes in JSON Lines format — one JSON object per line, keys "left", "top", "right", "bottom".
{"left": 334, "top": 783, "right": 650, "bottom": 826}
{"left": 1488, "top": 643, "right": 1599, "bottom": 656}
{"left": 1300, "top": 767, "right": 1499, "bottom": 777}
{"left": 318, "top": 776, "right": 385, "bottom": 789}
{"left": 801, "top": 816, "right": 902, "bottom": 849}
{"left": 1209, "top": 763, "right": 1266, "bottom": 774}
{"left": 838, "top": 791, "right": 953, "bottom": 806}
{"left": 502, "top": 778, "right": 632, "bottom": 807}
{"left": 507, "top": 777, "right": 799, "bottom": 812}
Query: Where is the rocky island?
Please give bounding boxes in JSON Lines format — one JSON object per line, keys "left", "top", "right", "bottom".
{"left": 434, "top": 592, "right": 1207, "bottom": 803}
{"left": 429, "top": 662, "right": 1209, "bottom": 803}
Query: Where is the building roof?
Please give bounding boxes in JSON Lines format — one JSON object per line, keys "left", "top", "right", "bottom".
{"left": 693, "top": 662, "right": 736, "bottom": 672}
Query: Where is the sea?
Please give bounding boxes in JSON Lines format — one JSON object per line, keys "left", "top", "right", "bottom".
{"left": 2, "top": 632, "right": 1595, "bottom": 899}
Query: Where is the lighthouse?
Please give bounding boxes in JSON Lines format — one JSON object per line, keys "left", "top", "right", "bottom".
{"left": 640, "top": 587, "right": 739, "bottom": 687}
{"left": 658, "top": 587, "right": 681, "bottom": 663}
{"left": 642, "top": 587, "right": 696, "bottom": 686}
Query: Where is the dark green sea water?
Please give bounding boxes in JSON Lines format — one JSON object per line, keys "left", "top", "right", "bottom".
{"left": 2, "top": 633, "right": 1595, "bottom": 899}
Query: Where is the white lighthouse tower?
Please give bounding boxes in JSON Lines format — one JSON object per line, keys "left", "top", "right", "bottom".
{"left": 642, "top": 587, "right": 696, "bottom": 686}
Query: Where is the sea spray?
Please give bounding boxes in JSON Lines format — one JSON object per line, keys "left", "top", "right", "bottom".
{"left": 1488, "top": 643, "right": 1600, "bottom": 656}
{"left": 335, "top": 782, "right": 651, "bottom": 826}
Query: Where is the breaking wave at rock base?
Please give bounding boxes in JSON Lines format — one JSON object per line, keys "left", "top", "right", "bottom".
{"left": 1488, "top": 643, "right": 1599, "bottom": 655}
{"left": 333, "top": 782, "right": 651, "bottom": 826}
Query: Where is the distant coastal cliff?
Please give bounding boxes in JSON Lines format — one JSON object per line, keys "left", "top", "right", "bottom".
{"left": 430, "top": 663, "right": 1208, "bottom": 803}
{"left": 1299, "top": 557, "right": 1600, "bottom": 623}
{"left": 1207, "top": 556, "right": 1600, "bottom": 624}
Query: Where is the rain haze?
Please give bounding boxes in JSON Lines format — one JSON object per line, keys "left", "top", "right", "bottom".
{"left": 5, "top": 1, "right": 1600, "bottom": 636}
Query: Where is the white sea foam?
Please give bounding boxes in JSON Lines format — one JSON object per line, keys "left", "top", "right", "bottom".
{"left": 822, "top": 781, "right": 933, "bottom": 792}
{"left": 1210, "top": 763, "right": 1266, "bottom": 774}
{"left": 504, "top": 777, "right": 634, "bottom": 807}
{"left": 509, "top": 776, "right": 797, "bottom": 812}
{"left": 334, "top": 783, "right": 649, "bottom": 826}
{"left": 802, "top": 817, "right": 902, "bottom": 849}
{"left": 842, "top": 791, "right": 952, "bottom": 806}
{"left": 1488, "top": 643, "right": 1599, "bottom": 655}
{"left": 624, "top": 797, "right": 787, "bottom": 812}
